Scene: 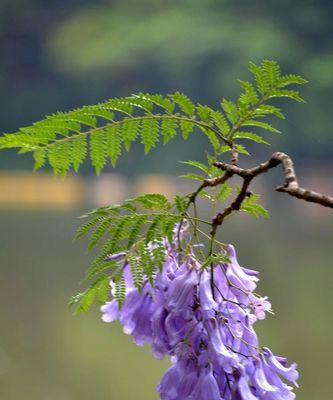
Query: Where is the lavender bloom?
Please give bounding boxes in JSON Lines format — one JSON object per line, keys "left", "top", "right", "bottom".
{"left": 157, "top": 363, "right": 182, "bottom": 400}
{"left": 249, "top": 294, "right": 272, "bottom": 320}
{"left": 100, "top": 299, "right": 119, "bottom": 322}
{"left": 101, "top": 236, "right": 299, "bottom": 399}
{"left": 199, "top": 269, "right": 218, "bottom": 311}
{"left": 104, "top": 251, "right": 127, "bottom": 262}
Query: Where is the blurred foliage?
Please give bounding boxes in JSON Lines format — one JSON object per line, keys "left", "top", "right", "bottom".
{"left": 0, "top": 0, "right": 333, "bottom": 174}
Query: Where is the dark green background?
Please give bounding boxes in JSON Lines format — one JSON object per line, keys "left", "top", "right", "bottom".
{"left": 0, "top": 1, "right": 332, "bottom": 399}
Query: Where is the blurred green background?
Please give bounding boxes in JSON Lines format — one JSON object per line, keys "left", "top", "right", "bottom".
{"left": 0, "top": 1, "right": 332, "bottom": 399}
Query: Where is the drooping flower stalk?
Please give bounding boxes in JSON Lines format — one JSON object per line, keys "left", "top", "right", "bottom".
{"left": 101, "top": 231, "right": 298, "bottom": 400}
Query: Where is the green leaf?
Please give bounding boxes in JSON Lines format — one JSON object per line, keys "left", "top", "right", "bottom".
{"left": 141, "top": 119, "right": 159, "bottom": 154}
{"left": 169, "top": 92, "right": 195, "bottom": 116}
{"left": 135, "top": 93, "right": 175, "bottom": 113}
{"left": 71, "top": 275, "right": 110, "bottom": 313}
{"left": 85, "top": 260, "right": 117, "bottom": 280}
{"left": 180, "top": 160, "right": 209, "bottom": 173}
{"left": 198, "top": 190, "right": 214, "bottom": 201}
{"left": 121, "top": 119, "right": 139, "bottom": 151}
{"left": 48, "top": 141, "right": 72, "bottom": 176}
{"left": 72, "top": 136, "right": 87, "bottom": 172}
{"left": 262, "top": 60, "right": 281, "bottom": 87}
{"left": 145, "top": 215, "right": 163, "bottom": 244}
{"left": 90, "top": 130, "right": 106, "bottom": 175}
{"left": 221, "top": 99, "right": 239, "bottom": 124}
{"left": 253, "top": 104, "right": 285, "bottom": 119}
{"left": 107, "top": 216, "right": 133, "bottom": 253}
{"left": 277, "top": 74, "right": 308, "bottom": 88}
{"left": 238, "top": 80, "right": 259, "bottom": 106}
{"left": 242, "top": 120, "right": 281, "bottom": 133}
{"left": 75, "top": 216, "right": 105, "bottom": 240}
{"left": 0, "top": 63, "right": 307, "bottom": 177}
{"left": 161, "top": 118, "right": 178, "bottom": 144}
{"left": 249, "top": 62, "right": 269, "bottom": 95}
{"left": 236, "top": 144, "right": 250, "bottom": 155}
{"left": 179, "top": 173, "right": 204, "bottom": 182}
{"left": 89, "top": 218, "right": 113, "bottom": 250}
{"left": 200, "top": 127, "right": 220, "bottom": 151}
{"left": 233, "top": 131, "right": 269, "bottom": 145}
{"left": 83, "top": 107, "right": 115, "bottom": 122}
{"left": 97, "top": 276, "right": 111, "bottom": 304}
{"left": 137, "top": 240, "right": 155, "bottom": 284}
{"left": 267, "top": 89, "right": 305, "bottom": 103}
{"left": 175, "top": 195, "right": 188, "bottom": 214}
{"left": 33, "top": 147, "right": 47, "bottom": 170}
{"left": 180, "top": 120, "right": 194, "bottom": 139}
{"left": 114, "top": 274, "right": 126, "bottom": 306}
{"left": 134, "top": 194, "right": 171, "bottom": 210}
{"left": 220, "top": 144, "right": 250, "bottom": 155}
{"left": 216, "top": 183, "right": 233, "bottom": 202}
{"left": 196, "top": 104, "right": 212, "bottom": 122}
{"left": 106, "top": 125, "right": 122, "bottom": 167}
{"left": 152, "top": 242, "right": 166, "bottom": 270}
{"left": 125, "top": 96, "right": 154, "bottom": 113}
{"left": 128, "top": 253, "right": 144, "bottom": 290}
{"left": 127, "top": 215, "right": 148, "bottom": 248}
{"left": 241, "top": 194, "right": 269, "bottom": 218}
{"left": 210, "top": 110, "right": 230, "bottom": 135}
{"left": 161, "top": 215, "right": 178, "bottom": 243}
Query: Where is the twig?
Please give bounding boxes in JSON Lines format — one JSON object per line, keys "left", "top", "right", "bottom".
{"left": 230, "top": 142, "right": 239, "bottom": 166}
{"left": 213, "top": 152, "right": 333, "bottom": 208}
{"left": 207, "top": 151, "right": 333, "bottom": 234}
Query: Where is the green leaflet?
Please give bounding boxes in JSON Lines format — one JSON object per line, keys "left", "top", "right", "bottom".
{"left": 106, "top": 125, "right": 122, "bottom": 167}
{"left": 121, "top": 119, "right": 139, "bottom": 151}
{"left": 216, "top": 183, "right": 233, "bottom": 202}
{"left": 233, "top": 131, "right": 269, "bottom": 145}
{"left": 221, "top": 99, "right": 239, "bottom": 124}
{"left": 175, "top": 195, "right": 188, "bottom": 214}
{"left": 141, "top": 119, "right": 159, "bottom": 153}
{"left": 241, "top": 194, "right": 270, "bottom": 219}
{"left": 72, "top": 136, "right": 87, "bottom": 172}
{"left": 69, "top": 275, "right": 111, "bottom": 313}
{"left": 90, "top": 130, "right": 106, "bottom": 175}
{"left": 161, "top": 118, "right": 178, "bottom": 144}
{"left": 180, "top": 160, "right": 209, "bottom": 173}
{"left": 210, "top": 110, "right": 230, "bottom": 135}
{"left": 169, "top": 92, "right": 195, "bottom": 116}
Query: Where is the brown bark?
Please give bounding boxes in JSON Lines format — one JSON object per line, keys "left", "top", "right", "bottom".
{"left": 203, "top": 152, "right": 333, "bottom": 233}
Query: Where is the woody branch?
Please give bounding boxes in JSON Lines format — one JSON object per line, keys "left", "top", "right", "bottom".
{"left": 203, "top": 152, "right": 333, "bottom": 234}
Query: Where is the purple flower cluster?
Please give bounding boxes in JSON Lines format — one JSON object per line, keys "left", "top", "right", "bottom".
{"left": 101, "top": 241, "right": 298, "bottom": 399}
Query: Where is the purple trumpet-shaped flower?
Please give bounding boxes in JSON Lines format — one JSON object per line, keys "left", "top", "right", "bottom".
{"left": 100, "top": 299, "right": 119, "bottom": 323}
{"left": 101, "top": 233, "right": 299, "bottom": 400}
{"left": 199, "top": 269, "right": 219, "bottom": 312}
{"left": 157, "top": 363, "right": 182, "bottom": 400}
{"left": 166, "top": 264, "right": 198, "bottom": 312}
